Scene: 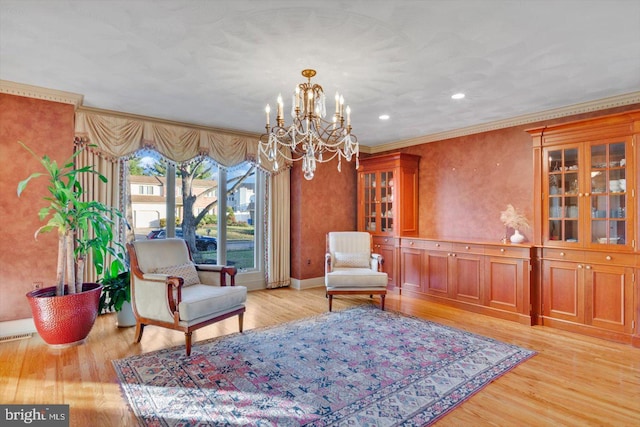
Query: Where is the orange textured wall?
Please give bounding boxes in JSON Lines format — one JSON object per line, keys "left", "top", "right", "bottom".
{"left": 404, "top": 126, "right": 534, "bottom": 241}
{"left": 0, "top": 94, "right": 74, "bottom": 321}
{"left": 400, "top": 104, "right": 640, "bottom": 242}
{"left": 290, "top": 157, "right": 357, "bottom": 280}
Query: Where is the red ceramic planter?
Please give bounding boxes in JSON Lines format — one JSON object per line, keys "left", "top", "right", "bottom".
{"left": 26, "top": 283, "right": 103, "bottom": 347}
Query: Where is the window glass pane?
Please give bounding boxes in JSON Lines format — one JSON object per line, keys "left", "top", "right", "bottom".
{"left": 224, "top": 163, "right": 257, "bottom": 271}
{"left": 182, "top": 160, "right": 219, "bottom": 265}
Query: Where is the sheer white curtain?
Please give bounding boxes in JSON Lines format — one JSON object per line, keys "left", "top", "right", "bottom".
{"left": 266, "top": 169, "right": 291, "bottom": 288}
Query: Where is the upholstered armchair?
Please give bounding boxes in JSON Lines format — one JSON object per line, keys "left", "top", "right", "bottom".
{"left": 127, "top": 238, "right": 247, "bottom": 356}
{"left": 325, "top": 231, "right": 388, "bottom": 311}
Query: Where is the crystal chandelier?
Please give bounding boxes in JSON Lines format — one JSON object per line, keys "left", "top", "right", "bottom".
{"left": 258, "top": 69, "right": 359, "bottom": 180}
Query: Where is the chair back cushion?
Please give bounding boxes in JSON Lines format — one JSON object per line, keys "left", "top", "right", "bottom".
{"left": 153, "top": 262, "right": 200, "bottom": 286}
{"left": 132, "top": 238, "right": 192, "bottom": 274}
{"left": 328, "top": 232, "right": 372, "bottom": 257}
{"left": 333, "top": 251, "right": 370, "bottom": 268}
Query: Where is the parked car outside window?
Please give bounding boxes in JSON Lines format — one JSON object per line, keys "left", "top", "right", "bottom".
{"left": 146, "top": 228, "right": 217, "bottom": 251}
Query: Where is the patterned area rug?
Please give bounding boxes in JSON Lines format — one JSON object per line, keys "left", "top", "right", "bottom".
{"left": 113, "top": 306, "right": 535, "bottom": 426}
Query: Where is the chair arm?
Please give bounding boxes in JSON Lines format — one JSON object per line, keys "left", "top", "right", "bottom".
{"left": 130, "top": 271, "right": 185, "bottom": 323}
{"left": 325, "top": 252, "right": 332, "bottom": 273}
{"left": 371, "top": 253, "right": 384, "bottom": 272}
{"left": 196, "top": 264, "right": 238, "bottom": 286}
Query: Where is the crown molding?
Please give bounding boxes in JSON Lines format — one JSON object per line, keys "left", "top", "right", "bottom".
{"left": 0, "top": 80, "right": 84, "bottom": 109}
{"left": 366, "top": 91, "right": 640, "bottom": 153}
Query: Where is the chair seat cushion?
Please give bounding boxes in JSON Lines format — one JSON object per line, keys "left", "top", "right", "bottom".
{"left": 325, "top": 268, "right": 388, "bottom": 288}
{"left": 178, "top": 285, "right": 247, "bottom": 322}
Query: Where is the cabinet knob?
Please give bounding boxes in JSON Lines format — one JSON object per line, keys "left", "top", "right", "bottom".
{"left": 584, "top": 192, "right": 590, "bottom": 197}
{"left": 586, "top": 265, "right": 592, "bottom": 270}
{"left": 409, "top": 241, "right": 414, "bottom": 245}
{"left": 465, "top": 246, "right": 470, "bottom": 250}
{"left": 605, "top": 255, "right": 612, "bottom": 261}
{"left": 560, "top": 252, "right": 565, "bottom": 257}
{"left": 500, "top": 248, "right": 505, "bottom": 253}
{"left": 578, "top": 264, "right": 583, "bottom": 269}
{"left": 435, "top": 243, "right": 440, "bottom": 247}
{"left": 448, "top": 253, "right": 452, "bottom": 256}
{"left": 579, "top": 193, "right": 583, "bottom": 197}
{"left": 452, "top": 253, "right": 457, "bottom": 257}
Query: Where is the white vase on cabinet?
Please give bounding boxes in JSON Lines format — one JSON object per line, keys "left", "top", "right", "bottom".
{"left": 510, "top": 229, "right": 525, "bottom": 243}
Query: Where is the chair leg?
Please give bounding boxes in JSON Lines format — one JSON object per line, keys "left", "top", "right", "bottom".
{"left": 238, "top": 312, "right": 244, "bottom": 333}
{"left": 328, "top": 294, "right": 333, "bottom": 312}
{"left": 380, "top": 294, "right": 386, "bottom": 311}
{"left": 133, "top": 322, "right": 145, "bottom": 343}
{"left": 185, "top": 331, "right": 193, "bottom": 356}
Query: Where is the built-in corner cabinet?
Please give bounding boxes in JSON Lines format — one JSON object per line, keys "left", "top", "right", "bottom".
{"left": 357, "top": 152, "right": 420, "bottom": 288}
{"left": 528, "top": 109, "right": 640, "bottom": 347}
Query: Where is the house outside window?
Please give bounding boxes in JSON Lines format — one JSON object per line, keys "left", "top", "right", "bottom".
{"left": 127, "top": 151, "right": 263, "bottom": 281}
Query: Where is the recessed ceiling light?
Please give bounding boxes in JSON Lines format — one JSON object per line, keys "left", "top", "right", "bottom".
{"left": 451, "top": 93, "right": 465, "bottom": 100}
{"left": 379, "top": 114, "right": 390, "bottom": 120}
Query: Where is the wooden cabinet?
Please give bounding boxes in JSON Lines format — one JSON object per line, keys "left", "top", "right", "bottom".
{"left": 399, "top": 238, "right": 532, "bottom": 324}
{"left": 541, "top": 250, "right": 635, "bottom": 338}
{"left": 358, "top": 152, "right": 419, "bottom": 237}
{"left": 529, "top": 110, "right": 640, "bottom": 346}
{"left": 372, "top": 236, "right": 398, "bottom": 287}
{"left": 358, "top": 152, "right": 420, "bottom": 289}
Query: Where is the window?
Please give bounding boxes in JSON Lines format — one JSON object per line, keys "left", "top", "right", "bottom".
{"left": 127, "top": 150, "right": 264, "bottom": 283}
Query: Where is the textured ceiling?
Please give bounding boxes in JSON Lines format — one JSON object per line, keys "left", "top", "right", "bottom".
{"left": 1, "top": 0, "right": 639, "bottom": 148}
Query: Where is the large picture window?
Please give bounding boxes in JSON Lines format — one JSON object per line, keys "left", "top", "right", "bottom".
{"left": 127, "top": 150, "right": 264, "bottom": 282}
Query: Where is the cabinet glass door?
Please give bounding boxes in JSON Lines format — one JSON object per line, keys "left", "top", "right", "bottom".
{"left": 588, "top": 141, "right": 627, "bottom": 246}
{"left": 379, "top": 171, "right": 394, "bottom": 234}
{"left": 547, "top": 147, "right": 579, "bottom": 243}
{"left": 363, "top": 172, "right": 377, "bottom": 232}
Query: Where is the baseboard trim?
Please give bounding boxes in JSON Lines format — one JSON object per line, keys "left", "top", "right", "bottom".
{"left": 0, "top": 318, "right": 36, "bottom": 339}
{"left": 290, "top": 277, "right": 324, "bottom": 290}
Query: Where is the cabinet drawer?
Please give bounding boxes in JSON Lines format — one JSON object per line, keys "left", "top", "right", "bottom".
{"left": 451, "top": 242, "right": 484, "bottom": 255}
{"left": 584, "top": 251, "right": 636, "bottom": 266}
{"left": 542, "top": 248, "right": 584, "bottom": 262}
{"left": 373, "top": 236, "right": 398, "bottom": 246}
{"left": 400, "top": 239, "right": 442, "bottom": 250}
{"left": 485, "top": 245, "right": 529, "bottom": 259}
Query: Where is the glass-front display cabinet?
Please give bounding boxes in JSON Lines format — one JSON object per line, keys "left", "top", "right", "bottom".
{"left": 361, "top": 170, "right": 395, "bottom": 234}
{"left": 543, "top": 138, "right": 633, "bottom": 249}
{"left": 357, "top": 152, "right": 420, "bottom": 237}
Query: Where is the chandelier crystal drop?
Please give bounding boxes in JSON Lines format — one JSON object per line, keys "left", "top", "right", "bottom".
{"left": 258, "top": 69, "right": 359, "bottom": 180}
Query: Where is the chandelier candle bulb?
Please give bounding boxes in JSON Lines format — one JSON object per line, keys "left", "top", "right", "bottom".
{"left": 277, "top": 94, "right": 283, "bottom": 121}
{"left": 346, "top": 106, "right": 351, "bottom": 127}
{"left": 265, "top": 104, "right": 270, "bottom": 127}
{"left": 335, "top": 92, "right": 340, "bottom": 114}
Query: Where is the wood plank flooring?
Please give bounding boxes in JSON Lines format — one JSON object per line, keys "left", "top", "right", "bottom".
{"left": 1, "top": 287, "right": 639, "bottom": 426}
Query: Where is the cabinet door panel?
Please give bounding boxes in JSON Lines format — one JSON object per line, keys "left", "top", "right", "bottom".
{"left": 452, "top": 255, "right": 483, "bottom": 304}
{"left": 486, "top": 257, "right": 522, "bottom": 313}
{"left": 424, "top": 251, "right": 449, "bottom": 296}
{"left": 585, "top": 265, "right": 633, "bottom": 333}
{"left": 400, "top": 248, "right": 422, "bottom": 293}
{"left": 543, "top": 261, "right": 584, "bottom": 323}
{"left": 377, "top": 244, "right": 396, "bottom": 288}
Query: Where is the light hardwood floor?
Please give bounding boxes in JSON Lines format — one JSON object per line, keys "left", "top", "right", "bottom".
{"left": 1, "top": 287, "right": 639, "bottom": 426}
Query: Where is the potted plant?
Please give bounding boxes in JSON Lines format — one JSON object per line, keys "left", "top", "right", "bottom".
{"left": 99, "top": 270, "right": 136, "bottom": 327}
{"left": 500, "top": 204, "right": 530, "bottom": 243}
{"left": 17, "top": 141, "right": 125, "bottom": 346}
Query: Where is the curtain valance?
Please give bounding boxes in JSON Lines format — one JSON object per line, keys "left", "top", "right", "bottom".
{"left": 74, "top": 110, "right": 282, "bottom": 172}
